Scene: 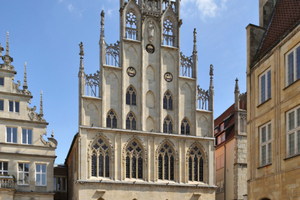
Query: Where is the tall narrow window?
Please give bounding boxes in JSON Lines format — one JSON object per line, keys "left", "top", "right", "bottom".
{"left": 36, "top": 164, "right": 47, "bottom": 186}
{"left": 163, "top": 91, "right": 173, "bottom": 110}
{"left": 286, "top": 45, "right": 300, "bottom": 86}
{"left": 126, "top": 112, "right": 137, "bottom": 130}
{"left": 163, "top": 19, "right": 174, "bottom": 46}
{"left": 126, "top": 12, "right": 137, "bottom": 40}
{"left": 107, "top": 109, "right": 117, "bottom": 128}
{"left": 286, "top": 106, "right": 300, "bottom": 157}
{"left": 0, "top": 100, "right": 3, "bottom": 111}
{"left": 260, "top": 122, "right": 271, "bottom": 166}
{"left": 22, "top": 129, "right": 32, "bottom": 144}
{"left": 158, "top": 142, "right": 175, "bottom": 181}
{"left": 181, "top": 118, "right": 191, "bottom": 135}
{"left": 90, "top": 137, "right": 110, "bottom": 178}
{"left": 126, "top": 86, "right": 137, "bottom": 106}
{"left": 18, "top": 163, "right": 29, "bottom": 185}
{"left": 259, "top": 69, "right": 271, "bottom": 104}
{"left": 163, "top": 116, "right": 173, "bottom": 134}
{"left": 0, "top": 162, "right": 8, "bottom": 175}
{"left": 126, "top": 140, "right": 143, "bottom": 179}
{"left": 188, "top": 145, "right": 204, "bottom": 182}
{"left": 6, "top": 127, "right": 17, "bottom": 143}
{"left": 0, "top": 77, "right": 4, "bottom": 86}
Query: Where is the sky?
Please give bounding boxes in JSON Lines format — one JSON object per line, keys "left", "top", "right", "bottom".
{"left": 1, "top": 0, "right": 259, "bottom": 164}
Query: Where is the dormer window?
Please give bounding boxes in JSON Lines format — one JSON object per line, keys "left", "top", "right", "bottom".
{"left": 220, "top": 123, "right": 224, "bottom": 132}
{"left": 126, "top": 12, "right": 137, "bottom": 40}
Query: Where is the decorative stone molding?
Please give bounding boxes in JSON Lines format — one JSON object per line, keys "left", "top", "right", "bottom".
{"left": 197, "top": 85, "right": 210, "bottom": 110}
{"left": 105, "top": 41, "right": 120, "bottom": 67}
{"left": 85, "top": 71, "right": 100, "bottom": 97}
{"left": 122, "top": 135, "right": 148, "bottom": 165}
{"left": 87, "top": 133, "right": 114, "bottom": 161}
{"left": 155, "top": 139, "right": 179, "bottom": 162}
{"left": 185, "top": 141, "right": 208, "bottom": 163}
{"left": 13, "top": 80, "right": 31, "bottom": 96}
{"left": 27, "top": 105, "right": 45, "bottom": 122}
{"left": 40, "top": 133, "right": 57, "bottom": 147}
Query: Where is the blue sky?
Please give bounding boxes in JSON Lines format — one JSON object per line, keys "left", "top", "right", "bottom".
{"left": 1, "top": 0, "right": 258, "bottom": 164}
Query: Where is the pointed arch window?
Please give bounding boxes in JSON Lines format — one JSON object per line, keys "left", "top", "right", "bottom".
{"left": 107, "top": 110, "right": 117, "bottom": 128}
{"left": 158, "top": 142, "right": 175, "bottom": 181}
{"left": 126, "top": 140, "right": 144, "bottom": 179}
{"left": 163, "top": 116, "right": 173, "bottom": 134}
{"left": 188, "top": 145, "right": 204, "bottom": 182}
{"left": 126, "top": 112, "right": 137, "bottom": 130}
{"left": 91, "top": 138, "right": 110, "bottom": 178}
{"left": 163, "top": 91, "right": 173, "bottom": 110}
{"left": 181, "top": 118, "right": 191, "bottom": 135}
{"left": 163, "top": 19, "right": 174, "bottom": 46}
{"left": 126, "top": 12, "right": 137, "bottom": 40}
{"left": 126, "top": 86, "right": 137, "bottom": 106}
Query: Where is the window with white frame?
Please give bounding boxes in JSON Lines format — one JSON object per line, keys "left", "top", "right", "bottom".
{"left": 259, "top": 69, "right": 271, "bottom": 104}
{"left": 286, "top": 105, "right": 300, "bottom": 157}
{"left": 36, "top": 164, "right": 46, "bottom": 186}
{"left": 6, "top": 127, "right": 17, "bottom": 143}
{"left": 22, "top": 129, "right": 32, "bottom": 144}
{"left": 0, "top": 161, "right": 8, "bottom": 175}
{"left": 54, "top": 177, "right": 67, "bottom": 191}
{"left": 9, "top": 101, "right": 19, "bottom": 113}
{"left": 286, "top": 44, "right": 300, "bottom": 86}
{"left": 18, "top": 163, "right": 29, "bottom": 185}
{"left": 260, "top": 122, "right": 271, "bottom": 166}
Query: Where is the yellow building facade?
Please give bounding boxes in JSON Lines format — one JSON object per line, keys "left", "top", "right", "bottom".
{"left": 247, "top": 0, "right": 300, "bottom": 199}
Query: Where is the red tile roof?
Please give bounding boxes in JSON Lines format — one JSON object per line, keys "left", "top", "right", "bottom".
{"left": 253, "top": 0, "right": 300, "bottom": 64}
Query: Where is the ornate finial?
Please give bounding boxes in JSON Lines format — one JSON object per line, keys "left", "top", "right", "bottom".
{"left": 235, "top": 78, "right": 240, "bottom": 93}
{"left": 39, "top": 90, "right": 43, "bottom": 117}
{"left": 100, "top": 10, "right": 105, "bottom": 38}
{"left": 79, "top": 42, "right": 84, "bottom": 58}
{"left": 193, "top": 28, "right": 197, "bottom": 53}
{"left": 0, "top": 43, "right": 3, "bottom": 57}
{"left": 23, "top": 62, "right": 28, "bottom": 90}
{"left": 209, "top": 64, "right": 214, "bottom": 89}
{"left": 6, "top": 31, "right": 9, "bottom": 56}
{"left": 51, "top": 130, "right": 54, "bottom": 138}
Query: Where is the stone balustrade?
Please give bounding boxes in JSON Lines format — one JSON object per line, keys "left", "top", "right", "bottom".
{"left": 0, "top": 176, "right": 15, "bottom": 189}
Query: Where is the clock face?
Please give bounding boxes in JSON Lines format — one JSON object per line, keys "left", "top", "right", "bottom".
{"left": 127, "top": 67, "right": 136, "bottom": 77}
{"left": 164, "top": 72, "right": 173, "bottom": 82}
{"left": 146, "top": 44, "right": 155, "bottom": 54}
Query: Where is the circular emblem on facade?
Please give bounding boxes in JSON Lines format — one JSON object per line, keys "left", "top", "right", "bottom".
{"left": 146, "top": 44, "right": 155, "bottom": 54}
{"left": 127, "top": 67, "right": 136, "bottom": 77}
{"left": 164, "top": 72, "right": 173, "bottom": 82}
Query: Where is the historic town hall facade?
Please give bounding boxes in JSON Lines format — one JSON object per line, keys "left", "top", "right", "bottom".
{"left": 66, "top": 0, "right": 216, "bottom": 199}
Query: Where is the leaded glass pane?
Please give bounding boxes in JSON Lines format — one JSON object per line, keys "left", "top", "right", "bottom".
{"left": 113, "top": 116, "right": 117, "bottom": 128}
{"left": 126, "top": 117, "right": 131, "bottom": 129}
{"left": 163, "top": 96, "right": 167, "bottom": 109}
{"left": 261, "top": 127, "right": 266, "bottom": 143}
{"left": 107, "top": 115, "right": 111, "bottom": 128}
{"left": 126, "top": 156, "right": 130, "bottom": 178}
{"left": 288, "top": 52, "right": 294, "bottom": 85}
{"left": 289, "top": 132, "right": 295, "bottom": 156}
{"left": 268, "top": 143, "right": 271, "bottom": 164}
{"left": 158, "top": 155, "right": 163, "bottom": 179}
{"left": 105, "top": 155, "right": 109, "bottom": 177}
{"left": 170, "top": 155, "right": 174, "bottom": 181}
{"left": 194, "top": 156, "right": 198, "bottom": 181}
{"left": 181, "top": 123, "right": 184, "bottom": 134}
{"left": 261, "top": 74, "right": 266, "bottom": 103}
{"left": 289, "top": 111, "right": 295, "bottom": 130}
{"left": 199, "top": 158, "right": 203, "bottom": 182}
{"left": 186, "top": 123, "right": 190, "bottom": 135}
{"left": 268, "top": 124, "right": 271, "bottom": 140}
{"left": 99, "top": 154, "right": 104, "bottom": 177}
{"left": 91, "top": 154, "right": 97, "bottom": 177}
{"left": 138, "top": 157, "right": 143, "bottom": 179}
{"left": 13, "top": 128, "right": 17, "bottom": 143}
{"left": 132, "top": 156, "right": 137, "bottom": 178}
{"left": 296, "top": 46, "right": 300, "bottom": 80}
{"left": 261, "top": 145, "right": 266, "bottom": 165}
{"left": 267, "top": 70, "right": 271, "bottom": 99}
{"left": 188, "top": 157, "right": 192, "bottom": 181}
{"left": 132, "top": 92, "right": 136, "bottom": 105}
{"left": 7, "top": 127, "right": 11, "bottom": 142}
{"left": 169, "top": 121, "right": 173, "bottom": 133}
{"left": 163, "top": 121, "right": 167, "bottom": 133}
{"left": 126, "top": 91, "right": 130, "bottom": 105}
{"left": 164, "top": 154, "right": 169, "bottom": 180}
{"left": 169, "top": 96, "right": 173, "bottom": 110}
{"left": 132, "top": 117, "right": 136, "bottom": 130}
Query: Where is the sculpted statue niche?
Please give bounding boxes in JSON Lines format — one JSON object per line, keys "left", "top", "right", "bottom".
{"left": 148, "top": 21, "right": 155, "bottom": 43}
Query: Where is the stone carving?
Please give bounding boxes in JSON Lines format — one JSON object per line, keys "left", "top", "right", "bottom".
{"left": 87, "top": 133, "right": 114, "bottom": 161}
{"left": 13, "top": 80, "right": 31, "bottom": 96}
{"left": 122, "top": 136, "right": 148, "bottom": 166}
{"left": 27, "top": 105, "right": 45, "bottom": 122}
{"left": 197, "top": 85, "right": 210, "bottom": 110}
{"left": 180, "top": 52, "right": 193, "bottom": 77}
{"left": 239, "top": 92, "right": 247, "bottom": 110}
{"left": 85, "top": 71, "right": 100, "bottom": 97}
{"left": 106, "top": 41, "right": 120, "bottom": 66}
{"left": 186, "top": 142, "right": 208, "bottom": 163}
{"left": 143, "top": 0, "right": 158, "bottom": 11}
{"left": 40, "top": 132, "right": 57, "bottom": 147}
{"left": 148, "top": 21, "right": 155, "bottom": 43}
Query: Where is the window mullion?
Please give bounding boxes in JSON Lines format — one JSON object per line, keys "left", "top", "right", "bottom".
{"left": 162, "top": 155, "right": 164, "bottom": 180}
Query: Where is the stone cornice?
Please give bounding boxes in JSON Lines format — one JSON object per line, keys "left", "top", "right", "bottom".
{"left": 0, "top": 117, "right": 49, "bottom": 125}
{"left": 0, "top": 91, "right": 32, "bottom": 98}
{"left": 179, "top": 76, "right": 196, "bottom": 81}
{"left": 161, "top": 45, "right": 179, "bottom": 50}
{"left": 80, "top": 125, "right": 215, "bottom": 141}
{"left": 75, "top": 180, "right": 217, "bottom": 189}
{"left": 123, "top": 38, "right": 142, "bottom": 44}
{"left": 0, "top": 149, "right": 57, "bottom": 158}
{"left": 82, "top": 95, "right": 102, "bottom": 100}
{"left": 0, "top": 68, "right": 17, "bottom": 74}
{"left": 102, "top": 64, "right": 122, "bottom": 70}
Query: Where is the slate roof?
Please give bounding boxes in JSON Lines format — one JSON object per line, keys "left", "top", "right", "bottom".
{"left": 253, "top": 0, "right": 300, "bottom": 65}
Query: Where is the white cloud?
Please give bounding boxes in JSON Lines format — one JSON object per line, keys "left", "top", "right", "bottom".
{"left": 181, "top": 0, "right": 228, "bottom": 19}
{"left": 67, "top": 4, "right": 74, "bottom": 12}
{"left": 107, "top": 9, "right": 113, "bottom": 17}
{"left": 58, "top": 0, "right": 63, "bottom": 3}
